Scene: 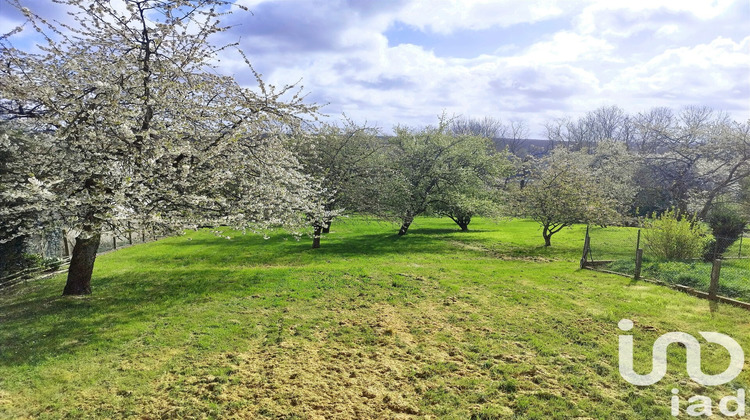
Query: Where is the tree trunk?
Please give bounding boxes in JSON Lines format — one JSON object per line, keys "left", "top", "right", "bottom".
{"left": 322, "top": 218, "right": 331, "bottom": 234}
{"left": 455, "top": 215, "right": 471, "bottom": 231}
{"left": 543, "top": 226, "right": 552, "bottom": 247}
{"left": 398, "top": 217, "right": 413, "bottom": 236}
{"left": 698, "top": 197, "right": 717, "bottom": 220}
{"left": 312, "top": 226, "right": 322, "bottom": 249}
{"left": 63, "top": 233, "right": 101, "bottom": 295}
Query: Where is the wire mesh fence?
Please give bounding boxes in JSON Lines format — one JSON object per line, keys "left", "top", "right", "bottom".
{"left": 583, "top": 227, "right": 750, "bottom": 306}
{"left": 578, "top": 225, "right": 641, "bottom": 263}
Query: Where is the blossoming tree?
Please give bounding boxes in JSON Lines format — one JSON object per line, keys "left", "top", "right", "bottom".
{"left": 290, "top": 117, "right": 386, "bottom": 247}
{"left": 383, "top": 117, "right": 512, "bottom": 235}
{"left": 0, "top": 0, "right": 319, "bottom": 294}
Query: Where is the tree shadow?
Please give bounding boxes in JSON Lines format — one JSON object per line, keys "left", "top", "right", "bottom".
{"left": 0, "top": 225, "right": 482, "bottom": 367}
{"left": 0, "top": 266, "right": 270, "bottom": 367}
{"left": 0, "top": 220, "right": 553, "bottom": 368}
{"left": 405, "top": 228, "right": 490, "bottom": 235}
{"left": 157, "top": 227, "right": 480, "bottom": 264}
{"left": 709, "top": 300, "right": 719, "bottom": 313}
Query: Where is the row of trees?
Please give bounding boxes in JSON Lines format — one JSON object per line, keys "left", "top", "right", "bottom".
{"left": 293, "top": 115, "right": 513, "bottom": 241}
{"left": 2, "top": 1, "right": 749, "bottom": 296}
{"left": 517, "top": 107, "right": 750, "bottom": 247}
{"left": 0, "top": 0, "right": 511, "bottom": 295}
{"left": 299, "top": 107, "right": 750, "bottom": 249}
{"left": 545, "top": 105, "right": 750, "bottom": 218}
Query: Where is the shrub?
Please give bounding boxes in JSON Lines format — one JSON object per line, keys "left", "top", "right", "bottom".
{"left": 21, "top": 253, "right": 45, "bottom": 270}
{"left": 43, "top": 257, "right": 63, "bottom": 272}
{"left": 702, "top": 206, "right": 746, "bottom": 261}
{"left": 643, "top": 209, "right": 709, "bottom": 261}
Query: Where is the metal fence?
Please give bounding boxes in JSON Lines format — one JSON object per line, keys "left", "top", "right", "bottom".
{"left": 581, "top": 226, "right": 750, "bottom": 309}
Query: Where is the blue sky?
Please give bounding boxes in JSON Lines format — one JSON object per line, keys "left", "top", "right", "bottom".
{"left": 3, "top": 0, "right": 749, "bottom": 136}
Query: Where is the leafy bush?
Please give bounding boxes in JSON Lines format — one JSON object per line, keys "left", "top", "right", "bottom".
{"left": 0, "top": 253, "right": 58, "bottom": 280}
{"left": 21, "top": 253, "right": 45, "bottom": 270}
{"left": 643, "top": 209, "right": 709, "bottom": 260}
{"left": 43, "top": 258, "right": 63, "bottom": 272}
{"left": 702, "top": 206, "right": 746, "bottom": 261}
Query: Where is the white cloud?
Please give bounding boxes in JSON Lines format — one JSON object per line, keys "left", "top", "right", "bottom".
{"left": 655, "top": 24, "right": 679, "bottom": 37}
{"left": 255, "top": 33, "right": 609, "bottom": 134}
{"left": 605, "top": 36, "right": 750, "bottom": 111}
{"left": 577, "top": 0, "right": 737, "bottom": 36}
{"left": 394, "top": 0, "right": 584, "bottom": 34}
{"left": 4, "top": 0, "right": 748, "bottom": 136}
{"left": 235, "top": 0, "right": 748, "bottom": 135}
{"left": 516, "top": 31, "right": 615, "bottom": 64}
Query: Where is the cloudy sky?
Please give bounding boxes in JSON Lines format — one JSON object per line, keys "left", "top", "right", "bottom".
{"left": 3, "top": 0, "right": 749, "bottom": 136}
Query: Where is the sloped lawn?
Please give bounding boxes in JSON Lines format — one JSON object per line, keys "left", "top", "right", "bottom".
{"left": 1, "top": 218, "right": 749, "bottom": 419}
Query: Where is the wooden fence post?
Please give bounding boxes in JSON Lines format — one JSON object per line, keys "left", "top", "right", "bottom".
{"left": 634, "top": 248, "right": 643, "bottom": 280}
{"left": 709, "top": 259, "right": 721, "bottom": 300}
{"left": 635, "top": 229, "right": 641, "bottom": 257}
{"left": 739, "top": 235, "right": 743, "bottom": 258}
{"left": 580, "top": 226, "right": 591, "bottom": 269}
{"left": 633, "top": 229, "right": 643, "bottom": 280}
{"left": 112, "top": 234, "right": 117, "bottom": 250}
{"left": 62, "top": 229, "right": 70, "bottom": 257}
{"left": 127, "top": 222, "right": 133, "bottom": 245}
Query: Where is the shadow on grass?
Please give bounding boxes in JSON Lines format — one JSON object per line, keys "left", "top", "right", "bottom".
{"left": 0, "top": 226, "right": 478, "bottom": 367}
{"left": 406, "top": 228, "right": 490, "bottom": 235}
{"left": 149, "top": 228, "right": 480, "bottom": 265}
{"left": 0, "top": 267, "right": 272, "bottom": 367}
{"left": 0, "top": 221, "right": 563, "bottom": 368}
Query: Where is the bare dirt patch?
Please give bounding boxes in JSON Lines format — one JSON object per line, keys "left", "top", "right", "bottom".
{"left": 137, "top": 301, "right": 494, "bottom": 419}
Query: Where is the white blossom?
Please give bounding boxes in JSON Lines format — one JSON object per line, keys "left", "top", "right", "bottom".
{"left": 1, "top": 0, "right": 321, "bottom": 248}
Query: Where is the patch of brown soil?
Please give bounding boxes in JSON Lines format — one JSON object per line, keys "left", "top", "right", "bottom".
{"left": 137, "top": 301, "right": 487, "bottom": 419}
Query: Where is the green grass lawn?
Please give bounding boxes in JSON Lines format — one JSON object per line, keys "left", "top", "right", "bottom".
{"left": 2, "top": 217, "right": 750, "bottom": 419}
